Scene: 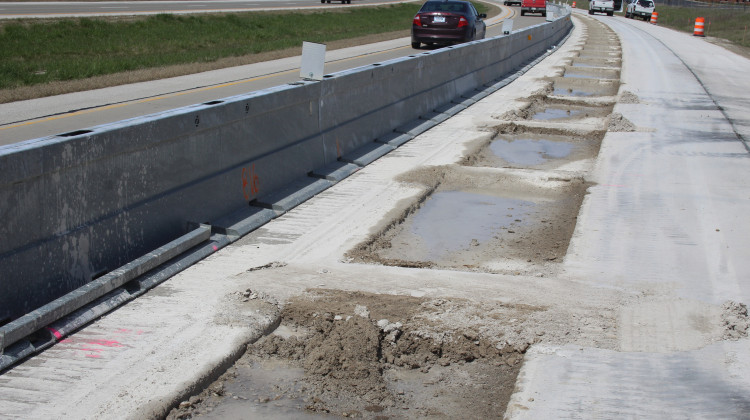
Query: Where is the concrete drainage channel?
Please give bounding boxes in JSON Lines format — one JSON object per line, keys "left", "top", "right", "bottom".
{"left": 167, "top": 17, "right": 625, "bottom": 420}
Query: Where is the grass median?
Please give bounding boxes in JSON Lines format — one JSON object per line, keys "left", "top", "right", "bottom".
{"left": 0, "top": 2, "right": 494, "bottom": 102}
{"left": 574, "top": 0, "right": 750, "bottom": 52}
{"left": 652, "top": 4, "right": 750, "bottom": 49}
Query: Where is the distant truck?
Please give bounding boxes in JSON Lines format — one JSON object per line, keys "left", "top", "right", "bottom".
{"left": 520, "top": 0, "right": 546, "bottom": 16}
{"left": 625, "top": 0, "right": 655, "bottom": 20}
{"left": 589, "top": 0, "right": 615, "bottom": 15}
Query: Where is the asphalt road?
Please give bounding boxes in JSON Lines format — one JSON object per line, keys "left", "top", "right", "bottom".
{"left": 0, "top": 0, "right": 410, "bottom": 18}
{"left": 0, "top": 4, "right": 546, "bottom": 146}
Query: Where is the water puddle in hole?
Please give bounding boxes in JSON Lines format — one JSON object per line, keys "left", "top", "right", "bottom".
{"left": 552, "top": 87, "right": 595, "bottom": 97}
{"left": 411, "top": 191, "right": 535, "bottom": 261}
{"left": 532, "top": 108, "right": 584, "bottom": 120}
{"left": 562, "top": 72, "right": 600, "bottom": 79}
{"left": 490, "top": 138, "right": 574, "bottom": 165}
{"left": 200, "top": 360, "right": 331, "bottom": 419}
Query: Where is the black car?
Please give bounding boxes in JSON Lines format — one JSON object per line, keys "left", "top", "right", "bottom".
{"left": 411, "top": 0, "right": 487, "bottom": 49}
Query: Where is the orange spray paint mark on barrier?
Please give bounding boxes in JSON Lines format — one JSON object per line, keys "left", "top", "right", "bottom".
{"left": 242, "top": 164, "right": 260, "bottom": 200}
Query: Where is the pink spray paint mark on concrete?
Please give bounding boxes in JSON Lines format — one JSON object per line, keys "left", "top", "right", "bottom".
{"left": 45, "top": 327, "right": 63, "bottom": 340}
{"left": 86, "top": 339, "right": 124, "bottom": 348}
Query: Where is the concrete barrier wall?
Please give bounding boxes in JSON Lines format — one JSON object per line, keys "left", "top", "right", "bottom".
{"left": 0, "top": 14, "right": 572, "bottom": 322}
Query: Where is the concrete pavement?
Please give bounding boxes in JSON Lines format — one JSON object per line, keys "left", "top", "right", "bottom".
{"left": 507, "top": 12, "right": 750, "bottom": 418}
{"left": 1, "top": 10, "right": 749, "bottom": 419}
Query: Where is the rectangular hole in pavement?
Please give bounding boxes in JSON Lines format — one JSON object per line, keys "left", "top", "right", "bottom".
{"left": 563, "top": 64, "right": 620, "bottom": 80}
{"left": 551, "top": 77, "right": 619, "bottom": 98}
{"left": 552, "top": 87, "right": 596, "bottom": 97}
{"left": 532, "top": 107, "right": 585, "bottom": 120}
{"left": 562, "top": 72, "right": 600, "bottom": 80}
{"left": 570, "top": 62, "right": 598, "bottom": 68}
{"left": 529, "top": 100, "right": 611, "bottom": 122}
{"left": 464, "top": 130, "right": 604, "bottom": 171}
{"left": 346, "top": 166, "right": 591, "bottom": 275}
{"left": 490, "top": 137, "right": 574, "bottom": 166}
{"left": 570, "top": 56, "right": 619, "bottom": 68}
{"left": 168, "top": 290, "right": 528, "bottom": 419}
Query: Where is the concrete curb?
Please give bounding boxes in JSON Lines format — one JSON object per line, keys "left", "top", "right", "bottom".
{"left": 0, "top": 225, "right": 218, "bottom": 370}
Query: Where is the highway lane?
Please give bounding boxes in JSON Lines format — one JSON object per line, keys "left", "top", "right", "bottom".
{"left": 0, "top": 0, "right": 411, "bottom": 19}
{"left": 0, "top": 5, "right": 548, "bottom": 146}
{"left": 508, "top": 12, "right": 750, "bottom": 418}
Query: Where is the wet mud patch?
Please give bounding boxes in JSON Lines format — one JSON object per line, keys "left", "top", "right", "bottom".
{"left": 563, "top": 65, "right": 620, "bottom": 81}
{"left": 167, "top": 290, "right": 549, "bottom": 419}
{"left": 497, "top": 95, "right": 613, "bottom": 122}
{"left": 570, "top": 56, "right": 621, "bottom": 68}
{"left": 532, "top": 106, "right": 588, "bottom": 120}
{"left": 466, "top": 130, "right": 602, "bottom": 170}
{"left": 551, "top": 76, "right": 619, "bottom": 98}
{"left": 347, "top": 165, "right": 590, "bottom": 274}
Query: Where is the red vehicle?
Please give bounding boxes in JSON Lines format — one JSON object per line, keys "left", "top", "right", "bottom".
{"left": 521, "top": 0, "right": 546, "bottom": 16}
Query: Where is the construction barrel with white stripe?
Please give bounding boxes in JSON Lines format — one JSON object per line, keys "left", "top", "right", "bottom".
{"left": 694, "top": 17, "right": 705, "bottom": 36}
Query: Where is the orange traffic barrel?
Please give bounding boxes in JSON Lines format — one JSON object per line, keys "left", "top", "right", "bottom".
{"left": 572, "top": 1, "right": 576, "bottom": 7}
{"left": 694, "top": 17, "right": 705, "bottom": 36}
{"left": 650, "top": 11, "right": 658, "bottom": 23}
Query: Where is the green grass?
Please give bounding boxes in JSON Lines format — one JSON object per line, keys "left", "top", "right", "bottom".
{"left": 572, "top": 0, "right": 750, "bottom": 49}
{"left": 0, "top": 6, "right": 419, "bottom": 90}
{"left": 649, "top": 4, "right": 750, "bottom": 47}
{"left": 0, "top": 2, "right": 492, "bottom": 91}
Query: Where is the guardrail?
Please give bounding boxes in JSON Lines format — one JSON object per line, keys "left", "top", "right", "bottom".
{"left": 0, "top": 9, "right": 572, "bottom": 365}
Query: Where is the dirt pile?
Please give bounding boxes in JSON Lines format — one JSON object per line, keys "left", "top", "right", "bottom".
{"left": 607, "top": 112, "right": 638, "bottom": 132}
{"left": 619, "top": 90, "right": 640, "bottom": 104}
{"left": 167, "top": 290, "right": 546, "bottom": 419}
